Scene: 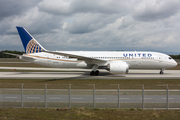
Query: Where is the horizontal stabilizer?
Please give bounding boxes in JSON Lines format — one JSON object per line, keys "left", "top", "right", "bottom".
{"left": 3, "top": 52, "right": 21, "bottom": 57}
{"left": 3, "top": 52, "right": 34, "bottom": 61}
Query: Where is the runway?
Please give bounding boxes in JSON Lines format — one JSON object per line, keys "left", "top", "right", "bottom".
{"left": 0, "top": 67, "right": 180, "bottom": 79}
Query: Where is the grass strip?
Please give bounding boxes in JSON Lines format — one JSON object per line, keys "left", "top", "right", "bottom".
{"left": 0, "top": 107, "right": 180, "bottom": 120}
{"left": 0, "top": 79, "right": 180, "bottom": 88}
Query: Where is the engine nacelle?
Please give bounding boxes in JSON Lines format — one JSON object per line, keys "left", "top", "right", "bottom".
{"left": 107, "top": 61, "right": 129, "bottom": 74}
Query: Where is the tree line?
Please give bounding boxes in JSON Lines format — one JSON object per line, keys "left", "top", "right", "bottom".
{"left": 169, "top": 55, "right": 180, "bottom": 59}
{"left": 0, "top": 50, "right": 180, "bottom": 59}
{"left": 0, "top": 50, "right": 25, "bottom": 58}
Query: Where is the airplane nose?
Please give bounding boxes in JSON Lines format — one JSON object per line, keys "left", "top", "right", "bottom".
{"left": 174, "top": 60, "right": 178, "bottom": 67}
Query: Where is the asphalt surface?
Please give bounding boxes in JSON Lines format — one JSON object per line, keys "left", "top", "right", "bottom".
{"left": 1, "top": 94, "right": 180, "bottom": 103}
{"left": 0, "top": 68, "right": 180, "bottom": 79}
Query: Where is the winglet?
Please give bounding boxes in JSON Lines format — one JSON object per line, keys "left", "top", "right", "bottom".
{"left": 16, "top": 27, "right": 46, "bottom": 54}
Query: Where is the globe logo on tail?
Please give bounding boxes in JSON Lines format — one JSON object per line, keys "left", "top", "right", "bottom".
{"left": 26, "top": 39, "right": 45, "bottom": 54}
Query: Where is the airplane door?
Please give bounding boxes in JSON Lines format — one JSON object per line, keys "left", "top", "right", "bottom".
{"left": 159, "top": 55, "right": 164, "bottom": 60}
{"left": 158, "top": 55, "right": 164, "bottom": 66}
{"left": 47, "top": 57, "right": 51, "bottom": 66}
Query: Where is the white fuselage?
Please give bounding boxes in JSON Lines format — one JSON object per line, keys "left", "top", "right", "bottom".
{"left": 21, "top": 51, "right": 177, "bottom": 70}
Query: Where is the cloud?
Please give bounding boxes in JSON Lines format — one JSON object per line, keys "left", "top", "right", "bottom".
{"left": 38, "top": 0, "right": 71, "bottom": 15}
{"left": 38, "top": 0, "right": 132, "bottom": 34}
{"left": 65, "top": 13, "right": 119, "bottom": 34}
{"left": 38, "top": 0, "right": 131, "bottom": 15}
{"left": 119, "top": 15, "right": 134, "bottom": 29}
{"left": 133, "top": 0, "right": 180, "bottom": 21}
{"left": 0, "top": 0, "right": 180, "bottom": 54}
{"left": 0, "top": 0, "right": 42, "bottom": 21}
{"left": 0, "top": 7, "right": 63, "bottom": 35}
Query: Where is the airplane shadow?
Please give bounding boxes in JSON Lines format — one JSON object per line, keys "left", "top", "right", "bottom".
{"left": 9, "top": 71, "right": 170, "bottom": 82}
{"left": 41, "top": 71, "right": 127, "bottom": 82}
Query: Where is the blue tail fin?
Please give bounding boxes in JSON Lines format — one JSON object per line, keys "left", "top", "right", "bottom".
{"left": 16, "top": 27, "right": 46, "bottom": 54}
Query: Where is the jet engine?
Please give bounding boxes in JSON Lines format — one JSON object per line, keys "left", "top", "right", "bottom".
{"left": 107, "top": 61, "right": 129, "bottom": 74}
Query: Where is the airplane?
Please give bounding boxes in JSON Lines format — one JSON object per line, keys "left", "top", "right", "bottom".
{"left": 5, "top": 26, "right": 177, "bottom": 76}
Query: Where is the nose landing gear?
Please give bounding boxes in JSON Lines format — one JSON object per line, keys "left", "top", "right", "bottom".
{"left": 160, "top": 68, "right": 165, "bottom": 74}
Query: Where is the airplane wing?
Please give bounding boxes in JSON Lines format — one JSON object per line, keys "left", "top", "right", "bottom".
{"left": 42, "top": 51, "right": 108, "bottom": 65}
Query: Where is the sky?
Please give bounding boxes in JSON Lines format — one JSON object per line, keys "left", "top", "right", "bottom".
{"left": 0, "top": 0, "right": 180, "bottom": 54}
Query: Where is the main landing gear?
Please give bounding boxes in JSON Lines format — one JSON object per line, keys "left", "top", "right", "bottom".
{"left": 90, "top": 64, "right": 99, "bottom": 76}
{"left": 160, "top": 68, "right": 165, "bottom": 74}
{"left": 90, "top": 70, "right": 99, "bottom": 76}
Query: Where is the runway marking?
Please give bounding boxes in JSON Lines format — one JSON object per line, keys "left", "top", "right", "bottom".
{"left": 6, "top": 97, "right": 17, "bottom": 99}
{"left": 140, "top": 98, "right": 152, "bottom": 99}
{"left": 27, "top": 97, "right": 39, "bottom": 99}
{"left": 118, "top": 98, "right": 129, "bottom": 99}
{"left": 162, "top": 98, "right": 174, "bottom": 99}
{"left": 95, "top": 98, "right": 106, "bottom": 99}
{"left": 49, "top": 97, "right": 61, "bottom": 99}
{"left": 71, "top": 98, "right": 83, "bottom": 99}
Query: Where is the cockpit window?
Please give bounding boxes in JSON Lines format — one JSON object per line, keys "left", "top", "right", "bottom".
{"left": 169, "top": 57, "right": 172, "bottom": 60}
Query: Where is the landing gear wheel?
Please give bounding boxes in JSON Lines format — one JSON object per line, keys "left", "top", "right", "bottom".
{"left": 160, "top": 71, "right": 164, "bottom": 74}
{"left": 90, "top": 70, "right": 99, "bottom": 76}
{"left": 160, "top": 68, "right": 165, "bottom": 75}
{"left": 95, "top": 70, "right": 99, "bottom": 76}
{"left": 90, "top": 71, "right": 95, "bottom": 76}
